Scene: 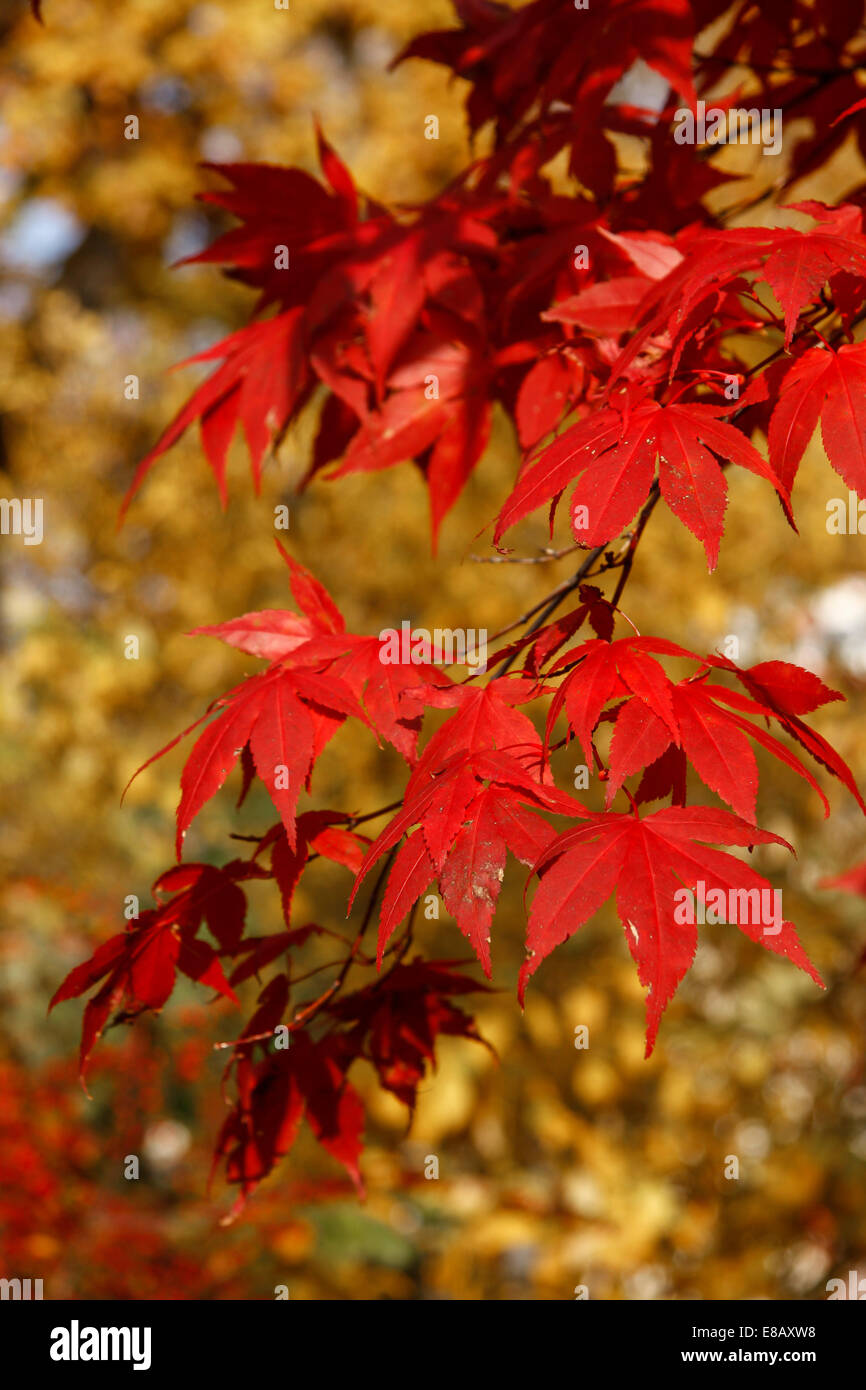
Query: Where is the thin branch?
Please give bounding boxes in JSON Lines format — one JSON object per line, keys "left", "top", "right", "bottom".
{"left": 469, "top": 543, "right": 583, "bottom": 565}
{"left": 289, "top": 845, "right": 398, "bottom": 1027}
{"left": 491, "top": 541, "right": 610, "bottom": 678}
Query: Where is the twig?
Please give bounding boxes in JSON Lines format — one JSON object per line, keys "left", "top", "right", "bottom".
{"left": 469, "top": 543, "right": 583, "bottom": 565}
{"left": 491, "top": 542, "right": 609, "bottom": 678}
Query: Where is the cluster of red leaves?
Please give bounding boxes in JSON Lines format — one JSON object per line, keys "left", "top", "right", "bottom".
{"left": 124, "top": 8, "right": 866, "bottom": 562}
{"left": 53, "top": 0, "right": 866, "bottom": 1206}
{"left": 55, "top": 556, "right": 863, "bottom": 1201}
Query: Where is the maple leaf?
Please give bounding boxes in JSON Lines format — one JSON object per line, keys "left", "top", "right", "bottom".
{"left": 598, "top": 228, "right": 685, "bottom": 281}
{"left": 548, "top": 640, "right": 854, "bottom": 820}
{"left": 126, "top": 555, "right": 374, "bottom": 857}
{"left": 535, "top": 227, "right": 678, "bottom": 356}
{"left": 606, "top": 674, "right": 841, "bottom": 822}
{"left": 610, "top": 213, "right": 866, "bottom": 380}
{"left": 188, "top": 610, "right": 315, "bottom": 662}
{"left": 769, "top": 343, "right": 866, "bottom": 496}
{"left": 170, "top": 672, "right": 299, "bottom": 857}
{"left": 151, "top": 859, "right": 266, "bottom": 953}
{"left": 329, "top": 336, "right": 493, "bottom": 549}
{"left": 122, "top": 311, "right": 309, "bottom": 515}
{"left": 52, "top": 863, "right": 263, "bottom": 1072}
{"left": 351, "top": 745, "right": 580, "bottom": 974}
{"left": 119, "top": 140, "right": 360, "bottom": 511}
{"left": 275, "top": 540, "right": 346, "bottom": 633}
{"left": 130, "top": 662, "right": 354, "bottom": 860}
{"left": 49, "top": 0, "right": 866, "bottom": 1214}
{"left": 260, "top": 810, "right": 368, "bottom": 925}
{"left": 328, "top": 635, "right": 454, "bottom": 762}
{"left": 489, "top": 586, "right": 615, "bottom": 676}
{"left": 546, "top": 635, "right": 696, "bottom": 761}
{"left": 190, "top": 542, "right": 344, "bottom": 660}
{"left": 50, "top": 906, "right": 239, "bottom": 1079}
{"left": 216, "top": 612, "right": 455, "bottom": 763}
{"left": 438, "top": 784, "right": 563, "bottom": 970}
{"left": 495, "top": 392, "right": 789, "bottom": 568}
{"left": 516, "top": 352, "right": 584, "bottom": 448}
{"left": 761, "top": 220, "right": 866, "bottom": 347}
{"left": 128, "top": 144, "right": 501, "bottom": 542}
{"left": 228, "top": 925, "right": 324, "bottom": 988}
{"left": 832, "top": 96, "right": 866, "bottom": 127}
{"left": 706, "top": 654, "right": 866, "bottom": 814}
{"left": 719, "top": 658, "right": 844, "bottom": 716}
{"left": 215, "top": 1015, "right": 364, "bottom": 1216}
{"left": 375, "top": 779, "right": 562, "bottom": 975}
{"left": 327, "top": 957, "right": 492, "bottom": 1109}
{"left": 542, "top": 276, "right": 654, "bottom": 337}
{"left": 403, "top": 674, "right": 554, "bottom": 786}
{"left": 395, "top": 0, "right": 696, "bottom": 191}
{"left": 521, "top": 805, "right": 823, "bottom": 1055}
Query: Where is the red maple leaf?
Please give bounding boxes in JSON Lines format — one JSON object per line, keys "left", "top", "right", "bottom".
{"left": 769, "top": 342, "right": 866, "bottom": 496}
{"left": 612, "top": 213, "right": 866, "bottom": 378}
{"left": 50, "top": 903, "right": 240, "bottom": 1078}
{"left": 546, "top": 635, "right": 696, "bottom": 759}
{"left": 606, "top": 673, "right": 844, "bottom": 821}
{"left": 126, "top": 554, "right": 373, "bottom": 856}
{"left": 521, "top": 805, "right": 823, "bottom": 1055}
{"left": 351, "top": 743, "right": 579, "bottom": 974}
{"left": 214, "top": 1003, "right": 365, "bottom": 1216}
{"left": 495, "top": 390, "right": 789, "bottom": 568}
{"left": 327, "top": 957, "right": 492, "bottom": 1110}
